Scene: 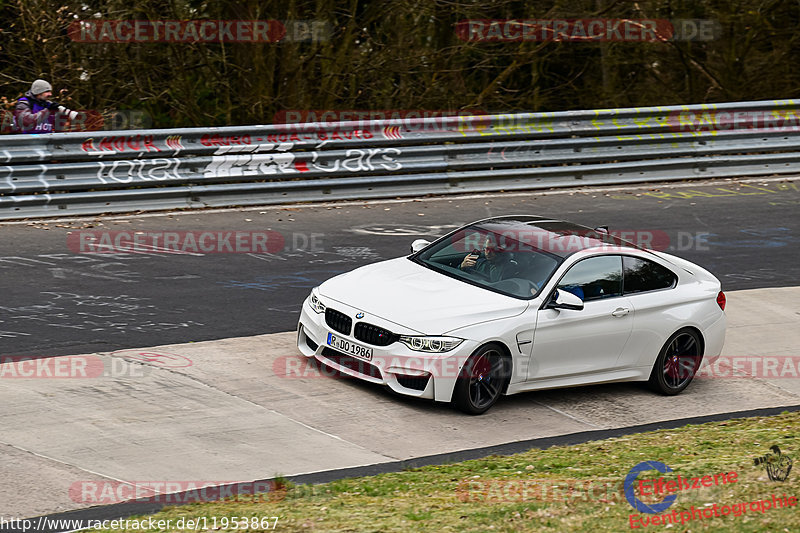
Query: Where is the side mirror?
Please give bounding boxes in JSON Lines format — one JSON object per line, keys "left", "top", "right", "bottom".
{"left": 547, "top": 289, "right": 584, "bottom": 311}
{"left": 410, "top": 239, "right": 431, "bottom": 253}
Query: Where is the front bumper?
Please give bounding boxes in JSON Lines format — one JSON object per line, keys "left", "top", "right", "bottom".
{"left": 297, "top": 297, "right": 476, "bottom": 402}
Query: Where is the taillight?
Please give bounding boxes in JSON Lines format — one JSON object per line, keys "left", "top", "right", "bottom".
{"left": 716, "top": 291, "right": 726, "bottom": 311}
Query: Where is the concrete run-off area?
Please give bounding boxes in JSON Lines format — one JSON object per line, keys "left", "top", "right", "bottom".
{"left": 0, "top": 287, "right": 799, "bottom": 519}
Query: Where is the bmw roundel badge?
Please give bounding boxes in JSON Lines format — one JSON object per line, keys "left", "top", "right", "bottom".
{"left": 355, "top": 312, "right": 364, "bottom": 319}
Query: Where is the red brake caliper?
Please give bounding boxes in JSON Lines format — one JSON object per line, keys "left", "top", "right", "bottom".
{"left": 474, "top": 356, "right": 491, "bottom": 382}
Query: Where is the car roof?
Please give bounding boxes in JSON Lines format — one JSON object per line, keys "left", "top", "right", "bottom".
{"left": 468, "top": 215, "right": 642, "bottom": 259}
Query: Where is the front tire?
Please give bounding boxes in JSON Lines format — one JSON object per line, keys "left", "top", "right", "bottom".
{"left": 648, "top": 328, "right": 703, "bottom": 395}
{"left": 452, "top": 344, "right": 510, "bottom": 415}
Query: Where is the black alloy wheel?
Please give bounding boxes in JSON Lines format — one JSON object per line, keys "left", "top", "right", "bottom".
{"left": 452, "top": 344, "right": 510, "bottom": 415}
{"left": 648, "top": 328, "right": 703, "bottom": 395}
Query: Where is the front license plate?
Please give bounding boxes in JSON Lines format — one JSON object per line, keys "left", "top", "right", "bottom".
{"left": 327, "top": 333, "right": 373, "bottom": 361}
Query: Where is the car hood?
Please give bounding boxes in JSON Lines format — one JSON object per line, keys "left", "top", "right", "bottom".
{"left": 319, "top": 257, "right": 527, "bottom": 334}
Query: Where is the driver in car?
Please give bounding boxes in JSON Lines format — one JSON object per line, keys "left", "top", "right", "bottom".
{"left": 459, "top": 237, "right": 518, "bottom": 282}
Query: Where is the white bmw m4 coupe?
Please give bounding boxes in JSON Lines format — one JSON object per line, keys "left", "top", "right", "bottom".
{"left": 297, "top": 216, "right": 726, "bottom": 414}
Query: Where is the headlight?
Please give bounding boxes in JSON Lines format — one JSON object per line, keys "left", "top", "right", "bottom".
{"left": 398, "top": 336, "right": 463, "bottom": 353}
{"left": 308, "top": 290, "right": 326, "bottom": 314}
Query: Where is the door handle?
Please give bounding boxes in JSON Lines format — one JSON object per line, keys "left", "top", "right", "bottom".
{"left": 611, "top": 307, "right": 630, "bottom": 317}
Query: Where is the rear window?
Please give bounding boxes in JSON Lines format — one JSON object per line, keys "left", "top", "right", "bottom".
{"left": 622, "top": 256, "right": 677, "bottom": 294}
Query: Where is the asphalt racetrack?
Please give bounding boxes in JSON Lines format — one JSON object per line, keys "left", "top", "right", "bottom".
{"left": 1, "top": 176, "right": 799, "bottom": 357}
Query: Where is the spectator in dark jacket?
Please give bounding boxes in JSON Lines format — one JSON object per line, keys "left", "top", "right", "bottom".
{"left": 14, "top": 79, "right": 70, "bottom": 133}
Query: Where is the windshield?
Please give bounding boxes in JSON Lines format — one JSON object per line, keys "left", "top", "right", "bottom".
{"left": 412, "top": 221, "right": 563, "bottom": 299}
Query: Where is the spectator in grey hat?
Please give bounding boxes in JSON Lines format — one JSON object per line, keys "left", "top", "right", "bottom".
{"left": 14, "top": 79, "right": 76, "bottom": 133}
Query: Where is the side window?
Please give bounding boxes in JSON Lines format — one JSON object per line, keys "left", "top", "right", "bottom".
{"left": 557, "top": 256, "right": 622, "bottom": 302}
{"left": 623, "top": 256, "right": 677, "bottom": 294}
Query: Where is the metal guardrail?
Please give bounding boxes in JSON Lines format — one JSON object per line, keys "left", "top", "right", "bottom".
{"left": 2, "top": 99, "right": 800, "bottom": 219}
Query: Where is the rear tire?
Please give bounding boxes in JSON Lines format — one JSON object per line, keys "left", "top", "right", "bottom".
{"left": 452, "top": 344, "right": 510, "bottom": 415}
{"left": 648, "top": 328, "right": 703, "bottom": 395}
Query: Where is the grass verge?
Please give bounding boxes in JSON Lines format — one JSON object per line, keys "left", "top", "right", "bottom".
{"left": 86, "top": 411, "right": 798, "bottom": 532}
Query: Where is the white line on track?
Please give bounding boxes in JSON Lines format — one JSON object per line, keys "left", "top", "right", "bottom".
{"left": 0, "top": 439, "right": 130, "bottom": 484}
{"left": 531, "top": 400, "right": 604, "bottom": 429}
